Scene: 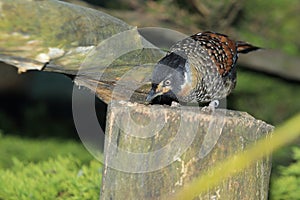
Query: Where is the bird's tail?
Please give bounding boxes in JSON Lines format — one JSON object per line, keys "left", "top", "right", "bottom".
{"left": 236, "top": 41, "right": 261, "bottom": 54}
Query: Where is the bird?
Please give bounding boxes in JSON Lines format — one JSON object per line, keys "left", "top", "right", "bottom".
{"left": 145, "top": 31, "right": 260, "bottom": 107}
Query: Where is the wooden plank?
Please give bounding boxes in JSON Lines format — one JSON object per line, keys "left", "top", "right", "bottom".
{"left": 0, "top": 0, "right": 133, "bottom": 72}
{"left": 0, "top": 0, "right": 163, "bottom": 104}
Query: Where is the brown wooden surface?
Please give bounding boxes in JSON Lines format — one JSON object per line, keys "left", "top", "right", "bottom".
{"left": 0, "top": 0, "right": 163, "bottom": 103}
{"left": 0, "top": 0, "right": 133, "bottom": 71}
{"left": 101, "top": 101, "right": 274, "bottom": 200}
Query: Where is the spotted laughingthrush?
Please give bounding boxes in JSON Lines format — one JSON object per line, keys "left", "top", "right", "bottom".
{"left": 146, "top": 31, "right": 260, "bottom": 107}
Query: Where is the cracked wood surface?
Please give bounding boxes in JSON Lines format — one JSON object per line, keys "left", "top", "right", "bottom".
{"left": 101, "top": 101, "right": 274, "bottom": 200}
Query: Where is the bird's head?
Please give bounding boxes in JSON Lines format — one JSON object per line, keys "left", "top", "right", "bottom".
{"left": 146, "top": 77, "right": 177, "bottom": 105}
{"left": 146, "top": 52, "right": 189, "bottom": 105}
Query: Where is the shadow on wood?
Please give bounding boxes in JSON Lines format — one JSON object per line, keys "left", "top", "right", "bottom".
{"left": 101, "top": 101, "right": 274, "bottom": 200}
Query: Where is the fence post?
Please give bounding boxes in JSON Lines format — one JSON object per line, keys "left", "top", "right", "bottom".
{"left": 100, "top": 101, "right": 274, "bottom": 200}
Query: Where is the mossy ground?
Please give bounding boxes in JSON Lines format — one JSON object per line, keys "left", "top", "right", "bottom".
{"left": 0, "top": 133, "right": 101, "bottom": 200}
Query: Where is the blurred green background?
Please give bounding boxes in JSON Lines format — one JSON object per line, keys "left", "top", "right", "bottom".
{"left": 0, "top": 0, "right": 299, "bottom": 199}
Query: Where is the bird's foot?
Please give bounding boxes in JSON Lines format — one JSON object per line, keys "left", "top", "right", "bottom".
{"left": 209, "top": 100, "right": 219, "bottom": 109}
{"left": 171, "top": 101, "right": 181, "bottom": 107}
{"left": 201, "top": 100, "right": 219, "bottom": 112}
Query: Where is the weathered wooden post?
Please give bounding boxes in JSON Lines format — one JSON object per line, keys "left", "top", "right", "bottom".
{"left": 100, "top": 101, "right": 273, "bottom": 200}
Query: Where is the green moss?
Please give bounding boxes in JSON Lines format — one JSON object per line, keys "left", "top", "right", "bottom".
{"left": 0, "top": 2, "right": 74, "bottom": 47}
{"left": 0, "top": 156, "right": 102, "bottom": 200}
{"left": 0, "top": 134, "right": 94, "bottom": 169}
{"left": 270, "top": 147, "right": 300, "bottom": 200}
{"left": 0, "top": 133, "right": 102, "bottom": 199}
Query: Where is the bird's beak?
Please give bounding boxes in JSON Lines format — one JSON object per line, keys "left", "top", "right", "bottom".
{"left": 146, "top": 85, "right": 170, "bottom": 103}
{"left": 146, "top": 88, "right": 161, "bottom": 102}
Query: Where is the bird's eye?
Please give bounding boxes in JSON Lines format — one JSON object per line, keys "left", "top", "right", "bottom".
{"left": 164, "top": 79, "right": 171, "bottom": 86}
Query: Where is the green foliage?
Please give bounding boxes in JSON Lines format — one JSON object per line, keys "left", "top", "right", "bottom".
{"left": 0, "top": 156, "right": 102, "bottom": 200}
{"left": 0, "top": 133, "right": 101, "bottom": 199}
{"left": 229, "top": 69, "right": 300, "bottom": 125}
{"left": 270, "top": 147, "right": 300, "bottom": 200}
{"left": 239, "top": 0, "right": 300, "bottom": 55}
{"left": 0, "top": 133, "right": 93, "bottom": 169}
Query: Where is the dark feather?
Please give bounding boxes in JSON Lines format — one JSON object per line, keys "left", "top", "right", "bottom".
{"left": 236, "top": 41, "right": 261, "bottom": 54}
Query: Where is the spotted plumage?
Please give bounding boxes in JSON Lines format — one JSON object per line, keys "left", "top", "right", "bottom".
{"left": 146, "top": 31, "right": 260, "bottom": 105}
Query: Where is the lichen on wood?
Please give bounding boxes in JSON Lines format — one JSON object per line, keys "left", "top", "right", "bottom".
{"left": 0, "top": 0, "right": 164, "bottom": 103}
{"left": 101, "top": 101, "right": 274, "bottom": 200}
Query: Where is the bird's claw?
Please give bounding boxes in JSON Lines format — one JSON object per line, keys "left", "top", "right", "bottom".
{"left": 201, "top": 100, "right": 219, "bottom": 112}
{"left": 171, "top": 101, "right": 181, "bottom": 107}
{"left": 209, "top": 100, "right": 219, "bottom": 109}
